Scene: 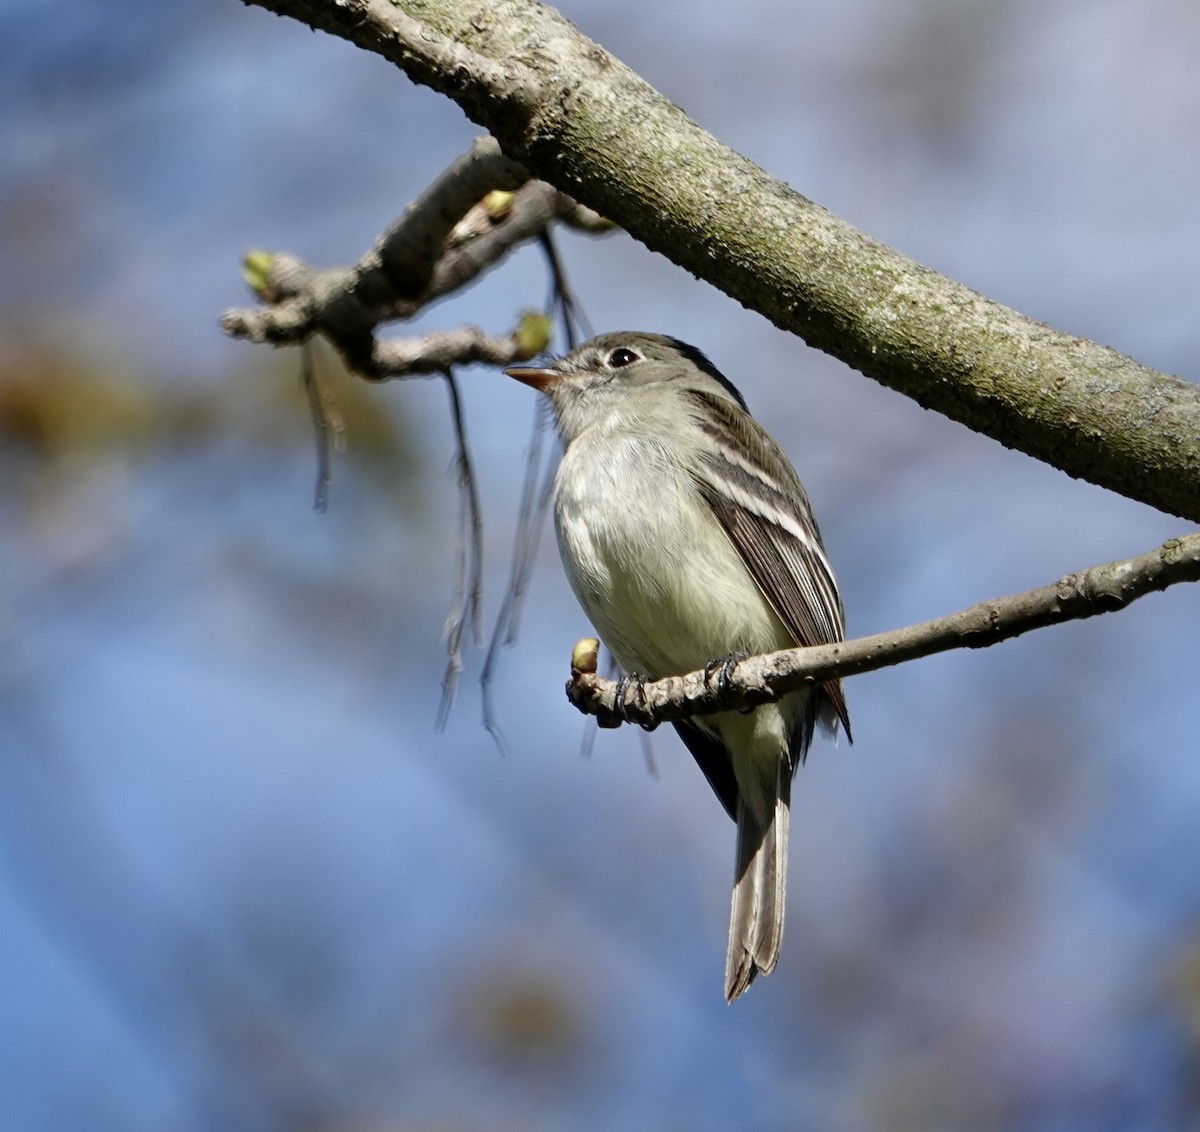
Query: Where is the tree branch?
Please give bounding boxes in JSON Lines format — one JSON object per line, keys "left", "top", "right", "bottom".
{"left": 220, "top": 141, "right": 597, "bottom": 377}
{"left": 365, "top": 134, "right": 529, "bottom": 303}
{"left": 564, "top": 534, "right": 1200, "bottom": 730}
{"left": 236, "top": 0, "right": 1200, "bottom": 521}
{"left": 367, "top": 325, "right": 543, "bottom": 378}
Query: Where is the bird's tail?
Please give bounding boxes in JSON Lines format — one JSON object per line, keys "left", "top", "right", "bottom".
{"left": 724, "top": 760, "right": 791, "bottom": 1003}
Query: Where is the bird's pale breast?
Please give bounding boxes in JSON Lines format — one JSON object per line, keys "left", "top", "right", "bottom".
{"left": 554, "top": 424, "right": 794, "bottom": 680}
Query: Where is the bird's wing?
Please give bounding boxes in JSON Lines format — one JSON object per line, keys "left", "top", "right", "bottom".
{"left": 684, "top": 388, "right": 852, "bottom": 740}
{"left": 672, "top": 719, "right": 740, "bottom": 821}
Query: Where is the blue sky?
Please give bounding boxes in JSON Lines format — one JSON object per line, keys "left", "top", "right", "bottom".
{"left": 2, "top": 1, "right": 1200, "bottom": 1128}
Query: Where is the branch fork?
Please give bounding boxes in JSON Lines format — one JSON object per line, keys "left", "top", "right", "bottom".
{"left": 220, "top": 136, "right": 609, "bottom": 379}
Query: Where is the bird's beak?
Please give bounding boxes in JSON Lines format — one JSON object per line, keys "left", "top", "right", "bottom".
{"left": 504, "top": 364, "right": 561, "bottom": 391}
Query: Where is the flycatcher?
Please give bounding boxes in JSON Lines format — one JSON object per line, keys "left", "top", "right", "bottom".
{"left": 507, "top": 332, "right": 850, "bottom": 1002}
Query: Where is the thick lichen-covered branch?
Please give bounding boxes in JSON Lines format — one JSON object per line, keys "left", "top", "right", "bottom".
{"left": 237, "top": 0, "right": 1200, "bottom": 521}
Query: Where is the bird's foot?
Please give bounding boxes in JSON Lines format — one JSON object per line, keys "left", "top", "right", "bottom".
{"left": 613, "top": 671, "right": 659, "bottom": 731}
{"left": 703, "top": 652, "right": 752, "bottom": 712}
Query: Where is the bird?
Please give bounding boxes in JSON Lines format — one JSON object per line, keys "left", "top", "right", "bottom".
{"left": 506, "top": 332, "right": 850, "bottom": 1001}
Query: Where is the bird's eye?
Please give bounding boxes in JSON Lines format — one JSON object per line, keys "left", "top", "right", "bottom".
{"left": 606, "top": 347, "right": 640, "bottom": 368}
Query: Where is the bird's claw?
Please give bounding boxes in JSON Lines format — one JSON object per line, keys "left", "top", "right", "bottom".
{"left": 704, "top": 652, "right": 746, "bottom": 691}
{"left": 613, "top": 671, "right": 658, "bottom": 731}
{"left": 703, "top": 652, "right": 752, "bottom": 711}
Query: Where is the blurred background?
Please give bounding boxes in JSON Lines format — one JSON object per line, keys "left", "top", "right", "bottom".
{"left": 3, "top": 0, "right": 1200, "bottom": 1128}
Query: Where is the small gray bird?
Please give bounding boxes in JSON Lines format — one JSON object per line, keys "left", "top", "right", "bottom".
{"left": 506, "top": 332, "right": 850, "bottom": 1001}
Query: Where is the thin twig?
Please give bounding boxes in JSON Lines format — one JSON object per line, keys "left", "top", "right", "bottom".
{"left": 539, "top": 230, "right": 593, "bottom": 346}
{"left": 565, "top": 534, "right": 1200, "bottom": 729}
{"left": 300, "top": 341, "right": 345, "bottom": 512}
{"left": 366, "top": 326, "right": 539, "bottom": 381}
{"left": 480, "top": 234, "right": 597, "bottom": 747}
{"left": 502, "top": 241, "right": 592, "bottom": 646}
{"left": 480, "top": 404, "right": 554, "bottom": 754}
{"left": 437, "top": 366, "right": 484, "bottom": 728}
{"left": 638, "top": 729, "right": 659, "bottom": 779}
{"left": 506, "top": 429, "right": 557, "bottom": 647}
